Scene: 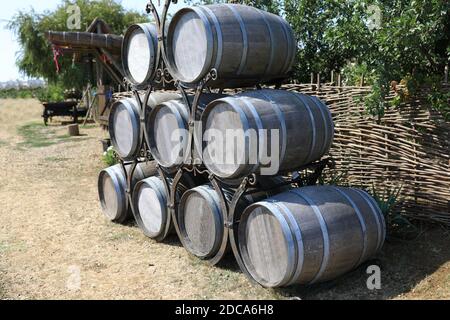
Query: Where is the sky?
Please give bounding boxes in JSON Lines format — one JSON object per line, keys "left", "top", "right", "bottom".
{"left": 0, "top": 0, "right": 186, "bottom": 82}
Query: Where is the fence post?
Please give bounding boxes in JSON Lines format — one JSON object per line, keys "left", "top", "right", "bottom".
{"left": 445, "top": 64, "right": 448, "bottom": 84}
{"left": 316, "top": 73, "right": 321, "bottom": 92}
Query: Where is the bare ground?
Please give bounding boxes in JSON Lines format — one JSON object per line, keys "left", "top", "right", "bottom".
{"left": 0, "top": 99, "right": 449, "bottom": 300}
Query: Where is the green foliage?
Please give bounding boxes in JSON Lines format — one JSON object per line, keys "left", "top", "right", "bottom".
{"left": 7, "top": 0, "right": 148, "bottom": 90}
{"left": 102, "top": 146, "right": 118, "bottom": 166}
{"left": 285, "top": 0, "right": 373, "bottom": 83}
{"left": 427, "top": 84, "right": 450, "bottom": 121}
{"left": 369, "top": 184, "right": 418, "bottom": 238}
{"left": 36, "top": 84, "right": 65, "bottom": 103}
{"left": 0, "top": 88, "right": 42, "bottom": 99}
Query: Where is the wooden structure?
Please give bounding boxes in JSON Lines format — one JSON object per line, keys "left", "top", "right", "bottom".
{"left": 42, "top": 101, "right": 87, "bottom": 125}
{"left": 45, "top": 18, "right": 126, "bottom": 127}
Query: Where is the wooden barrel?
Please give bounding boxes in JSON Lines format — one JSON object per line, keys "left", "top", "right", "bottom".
{"left": 98, "top": 162, "right": 158, "bottom": 224}
{"left": 146, "top": 94, "right": 225, "bottom": 171}
{"left": 109, "top": 92, "right": 181, "bottom": 160}
{"left": 165, "top": 4, "right": 296, "bottom": 88}
{"left": 202, "top": 89, "right": 334, "bottom": 179}
{"left": 122, "top": 23, "right": 158, "bottom": 87}
{"left": 177, "top": 177, "right": 290, "bottom": 261}
{"left": 132, "top": 173, "right": 196, "bottom": 241}
{"left": 238, "top": 186, "right": 386, "bottom": 288}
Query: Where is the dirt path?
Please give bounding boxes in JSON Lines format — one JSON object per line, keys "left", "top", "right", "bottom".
{"left": 0, "top": 99, "right": 449, "bottom": 300}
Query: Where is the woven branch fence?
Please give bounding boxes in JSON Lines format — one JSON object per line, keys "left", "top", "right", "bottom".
{"left": 284, "top": 83, "right": 450, "bottom": 225}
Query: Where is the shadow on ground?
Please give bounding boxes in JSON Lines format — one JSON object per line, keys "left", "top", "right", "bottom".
{"left": 210, "top": 225, "right": 450, "bottom": 299}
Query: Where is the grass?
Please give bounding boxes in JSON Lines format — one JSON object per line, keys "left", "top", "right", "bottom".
{"left": 16, "top": 122, "right": 90, "bottom": 150}
{"left": 0, "top": 139, "right": 8, "bottom": 148}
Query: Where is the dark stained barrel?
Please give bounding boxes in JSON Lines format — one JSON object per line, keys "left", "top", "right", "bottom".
{"left": 238, "top": 186, "right": 386, "bottom": 288}
{"left": 165, "top": 4, "right": 296, "bottom": 88}
{"left": 201, "top": 89, "right": 334, "bottom": 179}
{"left": 146, "top": 94, "right": 226, "bottom": 171}
{"left": 122, "top": 23, "right": 158, "bottom": 87}
{"left": 109, "top": 92, "right": 180, "bottom": 160}
{"left": 98, "top": 162, "right": 158, "bottom": 224}
{"left": 132, "top": 173, "right": 196, "bottom": 241}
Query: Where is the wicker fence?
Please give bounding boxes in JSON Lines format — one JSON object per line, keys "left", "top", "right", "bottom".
{"left": 284, "top": 83, "right": 450, "bottom": 225}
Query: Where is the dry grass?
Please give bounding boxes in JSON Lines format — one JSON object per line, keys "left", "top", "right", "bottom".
{"left": 0, "top": 98, "right": 449, "bottom": 300}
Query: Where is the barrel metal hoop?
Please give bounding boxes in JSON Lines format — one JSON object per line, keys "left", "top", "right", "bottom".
{"left": 288, "top": 189, "right": 330, "bottom": 285}
{"left": 355, "top": 189, "right": 386, "bottom": 252}
{"left": 239, "top": 201, "right": 296, "bottom": 287}
{"left": 225, "top": 4, "right": 248, "bottom": 76}
{"left": 238, "top": 97, "right": 264, "bottom": 174}
{"left": 99, "top": 167, "right": 125, "bottom": 221}
{"left": 141, "top": 23, "right": 158, "bottom": 82}
{"left": 200, "top": 6, "right": 223, "bottom": 72}
{"left": 332, "top": 187, "right": 369, "bottom": 268}
{"left": 203, "top": 98, "right": 250, "bottom": 179}
{"left": 274, "top": 202, "right": 305, "bottom": 286}
{"left": 255, "top": 91, "right": 287, "bottom": 167}
{"left": 180, "top": 185, "right": 224, "bottom": 259}
{"left": 111, "top": 166, "right": 128, "bottom": 221}
{"left": 189, "top": 7, "right": 215, "bottom": 83}
{"left": 254, "top": 8, "right": 275, "bottom": 78}
{"left": 134, "top": 177, "right": 168, "bottom": 238}
{"left": 308, "top": 96, "right": 331, "bottom": 157}
{"left": 278, "top": 16, "right": 295, "bottom": 74}
{"left": 291, "top": 93, "right": 317, "bottom": 164}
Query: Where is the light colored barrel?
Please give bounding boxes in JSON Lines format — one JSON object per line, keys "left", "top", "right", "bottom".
{"left": 98, "top": 162, "right": 158, "bottom": 224}
{"left": 202, "top": 89, "right": 334, "bottom": 179}
{"left": 132, "top": 173, "right": 195, "bottom": 241}
{"left": 146, "top": 94, "right": 225, "bottom": 170}
{"left": 122, "top": 23, "right": 158, "bottom": 87}
{"left": 177, "top": 177, "right": 290, "bottom": 260}
{"left": 109, "top": 92, "right": 181, "bottom": 160}
{"left": 238, "top": 186, "right": 386, "bottom": 288}
{"left": 166, "top": 4, "right": 296, "bottom": 88}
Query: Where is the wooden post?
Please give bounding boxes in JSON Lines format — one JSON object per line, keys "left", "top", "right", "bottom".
{"left": 445, "top": 64, "right": 448, "bottom": 84}
{"left": 316, "top": 73, "right": 321, "bottom": 92}
{"left": 360, "top": 73, "right": 365, "bottom": 87}
{"left": 331, "top": 70, "right": 335, "bottom": 84}
{"left": 68, "top": 124, "right": 80, "bottom": 136}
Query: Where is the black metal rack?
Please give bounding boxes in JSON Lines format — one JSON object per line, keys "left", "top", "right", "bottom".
{"left": 114, "top": 0, "right": 331, "bottom": 281}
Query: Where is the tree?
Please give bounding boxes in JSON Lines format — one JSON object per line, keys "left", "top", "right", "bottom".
{"left": 8, "top": 0, "right": 149, "bottom": 90}
{"left": 284, "top": 0, "right": 373, "bottom": 82}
